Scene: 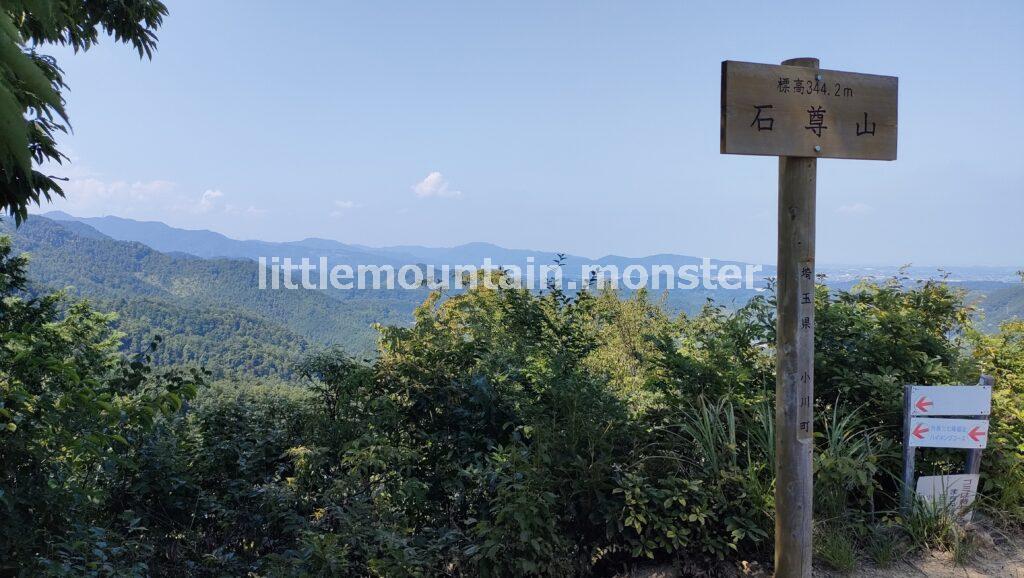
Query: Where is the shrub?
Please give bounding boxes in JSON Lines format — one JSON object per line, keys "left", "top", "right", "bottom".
{"left": 971, "top": 321, "right": 1024, "bottom": 525}
{"left": 814, "top": 402, "right": 896, "bottom": 520}
{"left": 0, "top": 237, "right": 202, "bottom": 571}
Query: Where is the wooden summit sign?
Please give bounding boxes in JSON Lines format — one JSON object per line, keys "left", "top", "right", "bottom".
{"left": 721, "top": 60, "right": 898, "bottom": 160}
{"left": 721, "top": 57, "right": 899, "bottom": 578}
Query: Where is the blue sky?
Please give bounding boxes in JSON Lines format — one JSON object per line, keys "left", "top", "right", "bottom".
{"left": 36, "top": 0, "right": 1024, "bottom": 266}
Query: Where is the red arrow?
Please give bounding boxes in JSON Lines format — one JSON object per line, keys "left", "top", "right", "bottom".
{"left": 915, "top": 396, "right": 933, "bottom": 413}
{"left": 968, "top": 426, "right": 987, "bottom": 442}
{"left": 912, "top": 423, "right": 929, "bottom": 439}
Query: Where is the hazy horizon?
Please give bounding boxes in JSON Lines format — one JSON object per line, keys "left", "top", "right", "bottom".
{"left": 36, "top": 210, "right": 1022, "bottom": 272}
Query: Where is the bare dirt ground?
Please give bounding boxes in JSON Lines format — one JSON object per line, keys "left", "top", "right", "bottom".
{"left": 828, "top": 527, "right": 1024, "bottom": 578}
{"left": 622, "top": 527, "right": 1024, "bottom": 577}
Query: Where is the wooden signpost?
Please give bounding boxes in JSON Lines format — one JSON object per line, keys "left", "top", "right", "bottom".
{"left": 722, "top": 60, "right": 898, "bottom": 160}
{"left": 901, "top": 377, "right": 994, "bottom": 515}
{"left": 721, "top": 58, "right": 898, "bottom": 578}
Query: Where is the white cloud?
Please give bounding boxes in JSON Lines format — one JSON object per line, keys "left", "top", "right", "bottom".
{"left": 837, "top": 202, "right": 873, "bottom": 215}
{"left": 62, "top": 178, "right": 177, "bottom": 204}
{"left": 412, "top": 171, "right": 462, "bottom": 198}
{"left": 197, "top": 189, "right": 224, "bottom": 213}
{"left": 40, "top": 164, "right": 267, "bottom": 221}
{"left": 193, "top": 190, "right": 270, "bottom": 217}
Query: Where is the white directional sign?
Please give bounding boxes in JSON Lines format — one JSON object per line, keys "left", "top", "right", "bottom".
{"left": 901, "top": 379, "right": 994, "bottom": 521}
{"left": 908, "top": 417, "right": 989, "bottom": 449}
{"left": 916, "top": 474, "right": 980, "bottom": 522}
{"left": 909, "top": 385, "right": 992, "bottom": 416}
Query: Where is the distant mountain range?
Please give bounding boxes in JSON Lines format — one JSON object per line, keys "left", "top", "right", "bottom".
{"left": 1, "top": 212, "right": 1019, "bottom": 378}
{"left": 41, "top": 211, "right": 1021, "bottom": 284}
{"left": 41, "top": 211, "right": 771, "bottom": 279}
{"left": 42, "top": 210, "right": 414, "bottom": 267}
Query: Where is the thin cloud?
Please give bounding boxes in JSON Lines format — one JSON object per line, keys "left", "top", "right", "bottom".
{"left": 837, "top": 202, "right": 874, "bottom": 215}
{"left": 330, "top": 200, "right": 361, "bottom": 218}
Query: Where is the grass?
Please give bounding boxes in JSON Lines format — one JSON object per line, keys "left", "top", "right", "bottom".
{"left": 812, "top": 506, "right": 982, "bottom": 573}
{"left": 950, "top": 531, "right": 978, "bottom": 567}
{"left": 864, "top": 525, "right": 904, "bottom": 568}
{"left": 901, "top": 498, "right": 978, "bottom": 567}
{"left": 814, "top": 524, "right": 858, "bottom": 573}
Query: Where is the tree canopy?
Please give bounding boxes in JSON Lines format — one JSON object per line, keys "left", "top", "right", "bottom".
{"left": 0, "top": 0, "right": 167, "bottom": 223}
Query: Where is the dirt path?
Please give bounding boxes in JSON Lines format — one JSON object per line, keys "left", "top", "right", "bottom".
{"left": 831, "top": 530, "right": 1024, "bottom": 578}
{"left": 623, "top": 528, "right": 1024, "bottom": 577}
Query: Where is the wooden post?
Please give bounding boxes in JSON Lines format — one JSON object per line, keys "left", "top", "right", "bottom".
{"left": 774, "top": 56, "right": 818, "bottom": 578}
{"left": 722, "top": 54, "right": 897, "bottom": 573}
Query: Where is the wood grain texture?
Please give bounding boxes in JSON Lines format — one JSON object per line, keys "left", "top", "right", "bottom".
{"left": 774, "top": 55, "right": 819, "bottom": 578}
{"left": 722, "top": 60, "right": 897, "bottom": 160}
{"left": 775, "top": 154, "right": 816, "bottom": 578}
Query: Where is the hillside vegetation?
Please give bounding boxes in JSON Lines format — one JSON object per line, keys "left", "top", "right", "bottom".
{"left": 2, "top": 233, "right": 1022, "bottom": 576}
{"left": 5, "top": 216, "right": 1019, "bottom": 382}
{"left": 1, "top": 217, "right": 421, "bottom": 370}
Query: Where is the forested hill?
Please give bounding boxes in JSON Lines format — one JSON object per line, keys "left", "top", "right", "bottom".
{"left": 2, "top": 216, "right": 1020, "bottom": 379}
{"left": 0, "top": 217, "right": 420, "bottom": 377}
{"left": 43, "top": 210, "right": 766, "bottom": 276}
{"left": 978, "top": 282, "right": 1024, "bottom": 331}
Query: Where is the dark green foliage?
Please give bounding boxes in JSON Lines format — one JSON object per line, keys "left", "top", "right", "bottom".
{"left": 657, "top": 294, "right": 775, "bottom": 403}
{"left": 814, "top": 276, "right": 972, "bottom": 425}
{"left": 971, "top": 320, "right": 1024, "bottom": 522}
{"left": 0, "top": 235, "right": 202, "bottom": 573}
{"left": 1, "top": 0, "right": 167, "bottom": 222}
{"left": 110, "top": 296, "right": 308, "bottom": 378}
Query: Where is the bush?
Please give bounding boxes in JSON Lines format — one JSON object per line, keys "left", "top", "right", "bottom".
{"left": 0, "top": 237, "right": 203, "bottom": 572}
{"left": 971, "top": 320, "right": 1024, "bottom": 524}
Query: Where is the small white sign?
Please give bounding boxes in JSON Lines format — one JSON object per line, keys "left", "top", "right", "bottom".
{"left": 908, "top": 417, "right": 989, "bottom": 449}
{"left": 916, "top": 474, "right": 980, "bottom": 522}
{"left": 909, "top": 385, "right": 991, "bottom": 416}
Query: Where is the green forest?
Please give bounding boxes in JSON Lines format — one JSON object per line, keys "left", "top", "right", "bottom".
{"left": 0, "top": 216, "right": 424, "bottom": 372}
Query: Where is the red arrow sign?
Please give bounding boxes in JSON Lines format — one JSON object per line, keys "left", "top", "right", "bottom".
{"left": 909, "top": 417, "right": 989, "bottom": 448}
{"left": 915, "top": 396, "right": 933, "bottom": 413}
{"left": 912, "top": 423, "right": 929, "bottom": 439}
